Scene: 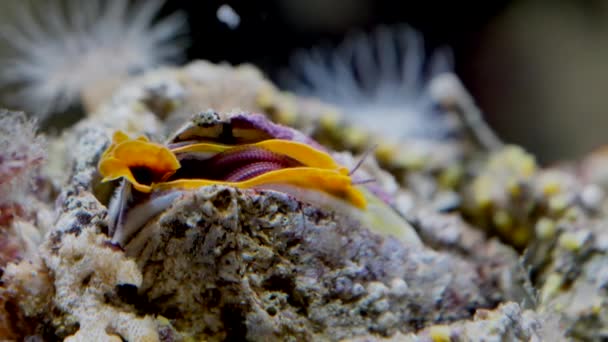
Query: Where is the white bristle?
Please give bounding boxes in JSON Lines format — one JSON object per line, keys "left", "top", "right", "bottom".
{"left": 281, "top": 25, "right": 454, "bottom": 140}
{"left": 0, "top": 0, "right": 187, "bottom": 118}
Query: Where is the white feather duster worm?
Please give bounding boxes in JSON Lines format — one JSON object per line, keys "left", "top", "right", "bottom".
{"left": 0, "top": 0, "right": 187, "bottom": 118}
{"left": 281, "top": 25, "right": 454, "bottom": 141}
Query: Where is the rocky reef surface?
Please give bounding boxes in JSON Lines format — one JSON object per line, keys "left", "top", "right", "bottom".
{"left": 0, "top": 61, "right": 604, "bottom": 341}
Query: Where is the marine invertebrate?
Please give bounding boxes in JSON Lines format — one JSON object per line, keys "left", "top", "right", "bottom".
{"left": 99, "top": 130, "right": 360, "bottom": 202}
{"left": 99, "top": 112, "right": 376, "bottom": 249}
{"left": 281, "top": 25, "right": 454, "bottom": 140}
{"left": 98, "top": 131, "right": 180, "bottom": 193}
{"left": 98, "top": 112, "right": 424, "bottom": 253}
{"left": 0, "top": 0, "right": 187, "bottom": 117}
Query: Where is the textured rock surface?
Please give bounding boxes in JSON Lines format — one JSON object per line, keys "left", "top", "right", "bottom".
{"left": 128, "top": 186, "right": 514, "bottom": 340}
{"left": 348, "top": 302, "right": 566, "bottom": 341}
{"left": 2, "top": 60, "right": 602, "bottom": 341}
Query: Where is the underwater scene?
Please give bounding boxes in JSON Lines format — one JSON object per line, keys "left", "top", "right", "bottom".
{"left": 0, "top": 1, "right": 605, "bottom": 341}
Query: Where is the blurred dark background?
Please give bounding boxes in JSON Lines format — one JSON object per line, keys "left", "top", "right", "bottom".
{"left": 1, "top": 0, "right": 605, "bottom": 163}
{"left": 162, "top": 1, "right": 509, "bottom": 67}
{"left": 166, "top": 0, "right": 608, "bottom": 163}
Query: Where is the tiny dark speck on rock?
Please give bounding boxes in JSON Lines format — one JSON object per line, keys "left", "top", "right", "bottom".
{"left": 50, "top": 231, "right": 63, "bottom": 245}
{"left": 116, "top": 284, "right": 139, "bottom": 305}
{"left": 66, "top": 225, "right": 82, "bottom": 236}
{"left": 266, "top": 306, "right": 278, "bottom": 316}
{"left": 75, "top": 211, "right": 93, "bottom": 225}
